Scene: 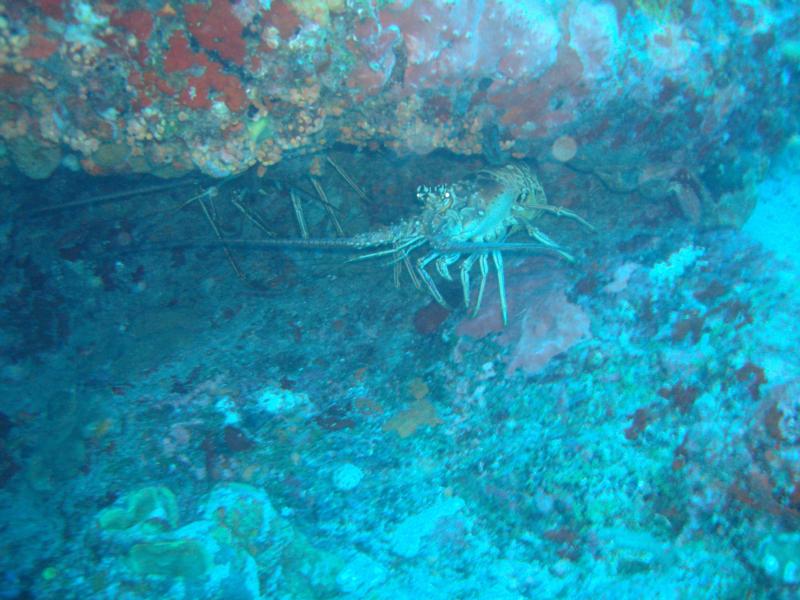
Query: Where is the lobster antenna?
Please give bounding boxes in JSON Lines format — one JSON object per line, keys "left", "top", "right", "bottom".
{"left": 134, "top": 237, "right": 363, "bottom": 254}
{"left": 22, "top": 179, "right": 199, "bottom": 217}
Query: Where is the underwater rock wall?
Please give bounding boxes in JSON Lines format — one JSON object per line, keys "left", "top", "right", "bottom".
{"left": 0, "top": 0, "right": 797, "bottom": 199}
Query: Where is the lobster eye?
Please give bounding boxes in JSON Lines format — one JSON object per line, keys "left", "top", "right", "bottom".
{"left": 437, "top": 189, "right": 454, "bottom": 212}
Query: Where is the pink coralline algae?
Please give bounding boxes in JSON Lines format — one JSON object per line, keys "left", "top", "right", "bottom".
{"left": 501, "top": 286, "right": 591, "bottom": 376}
{"left": 456, "top": 259, "right": 592, "bottom": 376}
{"left": 379, "top": 1, "right": 559, "bottom": 88}
{"left": 568, "top": 1, "right": 619, "bottom": 81}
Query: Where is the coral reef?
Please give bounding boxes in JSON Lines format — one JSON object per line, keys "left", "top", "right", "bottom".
{"left": 0, "top": 0, "right": 793, "bottom": 221}
{"left": 2, "top": 3, "right": 800, "bottom": 599}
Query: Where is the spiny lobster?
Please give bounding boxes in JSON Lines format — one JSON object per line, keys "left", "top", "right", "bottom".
{"left": 242, "top": 162, "right": 595, "bottom": 325}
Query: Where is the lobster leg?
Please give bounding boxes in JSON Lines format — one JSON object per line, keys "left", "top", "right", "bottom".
{"left": 526, "top": 225, "right": 576, "bottom": 263}
{"left": 473, "top": 253, "right": 490, "bottom": 318}
{"left": 492, "top": 250, "right": 507, "bottom": 326}
{"left": 416, "top": 252, "right": 449, "bottom": 309}
{"left": 390, "top": 242, "right": 422, "bottom": 289}
{"left": 435, "top": 254, "right": 460, "bottom": 281}
{"left": 403, "top": 253, "right": 421, "bottom": 289}
{"left": 351, "top": 236, "right": 425, "bottom": 261}
{"left": 460, "top": 253, "right": 480, "bottom": 310}
{"left": 394, "top": 253, "right": 421, "bottom": 289}
{"left": 527, "top": 204, "right": 596, "bottom": 231}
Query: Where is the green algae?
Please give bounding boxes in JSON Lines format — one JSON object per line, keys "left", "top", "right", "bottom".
{"left": 128, "top": 539, "right": 211, "bottom": 579}
{"left": 97, "top": 486, "right": 179, "bottom": 534}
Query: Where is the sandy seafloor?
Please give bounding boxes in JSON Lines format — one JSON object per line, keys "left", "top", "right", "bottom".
{"left": 1, "top": 147, "right": 800, "bottom": 599}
